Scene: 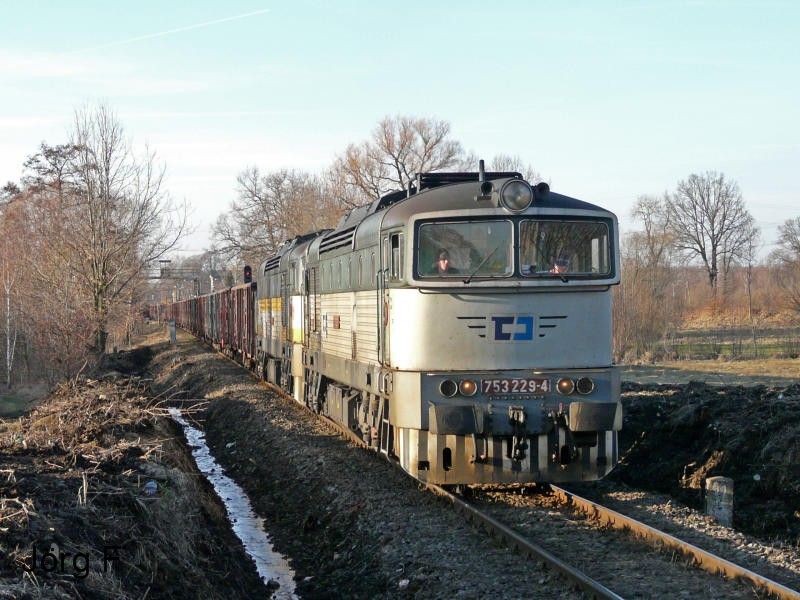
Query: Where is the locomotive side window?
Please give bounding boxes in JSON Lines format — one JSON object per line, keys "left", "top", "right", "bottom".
{"left": 417, "top": 220, "right": 513, "bottom": 278}
{"left": 519, "top": 220, "right": 610, "bottom": 277}
{"left": 390, "top": 233, "right": 403, "bottom": 281}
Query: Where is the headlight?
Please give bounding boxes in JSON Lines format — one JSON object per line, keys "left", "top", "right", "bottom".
{"left": 459, "top": 379, "right": 478, "bottom": 397}
{"left": 500, "top": 180, "right": 533, "bottom": 212}
{"left": 439, "top": 379, "right": 458, "bottom": 397}
{"left": 576, "top": 377, "right": 594, "bottom": 394}
{"left": 556, "top": 378, "right": 575, "bottom": 395}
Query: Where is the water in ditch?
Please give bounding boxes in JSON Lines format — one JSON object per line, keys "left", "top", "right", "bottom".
{"left": 169, "top": 408, "right": 297, "bottom": 598}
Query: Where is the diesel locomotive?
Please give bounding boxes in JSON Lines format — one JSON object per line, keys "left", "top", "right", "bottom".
{"left": 162, "top": 164, "right": 622, "bottom": 485}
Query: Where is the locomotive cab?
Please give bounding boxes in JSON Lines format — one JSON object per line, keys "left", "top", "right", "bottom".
{"left": 377, "top": 173, "right": 622, "bottom": 484}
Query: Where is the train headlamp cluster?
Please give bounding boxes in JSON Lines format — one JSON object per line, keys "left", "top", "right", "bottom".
{"left": 499, "top": 180, "right": 533, "bottom": 212}
{"left": 441, "top": 376, "right": 594, "bottom": 397}
{"left": 439, "top": 378, "right": 478, "bottom": 398}
{"left": 556, "top": 376, "right": 595, "bottom": 395}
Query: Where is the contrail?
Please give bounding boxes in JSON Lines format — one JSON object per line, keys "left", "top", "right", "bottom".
{"left": 69, "top": 8, "right": 271, "bottom": 54}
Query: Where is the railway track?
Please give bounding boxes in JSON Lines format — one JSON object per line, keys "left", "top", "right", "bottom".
{"left": 315, "top": 401, "right": 799, "bottom": 598}
{"left": 183, "top": 333, "right": 800, "bottom": 599}
{"left": 451, "top": 484, "right": 800, "bottom": 599}
{"left": 310, "top": 400, "right": 800, "bottom": 600}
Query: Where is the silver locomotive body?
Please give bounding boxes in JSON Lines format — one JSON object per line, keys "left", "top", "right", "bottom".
{"left": 251, "top": 170, "right": 623, "bottom": 485}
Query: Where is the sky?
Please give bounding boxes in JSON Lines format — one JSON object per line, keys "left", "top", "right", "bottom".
{"left": 1, "top": 0, "right": 798, "bottom": 256}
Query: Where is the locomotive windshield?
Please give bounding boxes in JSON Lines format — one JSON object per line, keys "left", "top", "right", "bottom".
{"left": 418, "top": 220, "right": 513, "bottom": 278}
{"left": 519, "top": 220, "right": 611, "bottom": 277}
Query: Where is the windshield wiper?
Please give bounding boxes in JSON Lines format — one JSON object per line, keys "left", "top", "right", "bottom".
{"left": 463, "top": 245, "right": 500, "bottom": 284}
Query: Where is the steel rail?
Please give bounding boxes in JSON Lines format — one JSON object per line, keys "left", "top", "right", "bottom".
{"left": 550, "top": 486, "right": 800, "bottom": 600}
{"left": 312, "top": 414, "right": 624, "bottom": 599}
{"left": 426, "top": 483, "right": 624, "bottom": 600}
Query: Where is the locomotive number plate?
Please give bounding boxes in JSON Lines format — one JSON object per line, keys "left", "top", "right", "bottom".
{"left": 481, "top": 378, "right": 550, "bottom": 394}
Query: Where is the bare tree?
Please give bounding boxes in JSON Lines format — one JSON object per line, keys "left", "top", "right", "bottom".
{"left": 1, "top": 182, "right": 21, "bottom": 204}
{"left": 330, "top": 115, "right": 463, "bottom": 205}
{"left": 771, "top": 216, "right": 800, "bottom": 314}
{"left": 39, "top": 105, "right": 188, "bottom": 354}
{"left": 213, "top": 168, "right": 343, "bottom": 265}
{"left": 489, "top": 153, "right": 543, "bottom": 184}
{"left": 667, "top": 171, "right": 754, "bottom": 293}
{"left": 613, "top": 195, "right": 681, "bottom": 360}
{"left": 22, "top": 143, "right": 81, "bottom": 198}
{"left": 742, "top": 228, "right": 762, "bottom": 354}
{"left": 631, "top": 194, "right": 674, "bottom": 294}
{"left": 1, "top": 228, "right": 19, "bottom": 389}
{"left": 719, "top": 214, "right": 760, "bottom": 300}
{"left": 777, "top": 216, "right": 800, "bottom": 256}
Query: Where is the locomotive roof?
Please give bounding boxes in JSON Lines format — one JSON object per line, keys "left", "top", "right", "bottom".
{"left": 260, "top": 173, "right": 616, "bottom": 271}
{"left": 379, "top": 178, "right": 611, "bottom": 231}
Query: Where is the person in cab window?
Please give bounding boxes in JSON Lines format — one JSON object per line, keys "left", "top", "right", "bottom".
{"left": 434, "top": 249, "right": 459, "bottom": 275}
{"left": 550, "top": 254, "right": 570, "bottom": 274}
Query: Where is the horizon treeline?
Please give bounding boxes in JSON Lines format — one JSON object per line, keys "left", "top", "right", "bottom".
{"left": 2, "top": 107, "right": 800, "bottom": 390}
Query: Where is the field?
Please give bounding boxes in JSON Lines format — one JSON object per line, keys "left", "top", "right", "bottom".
{"left": 622, "top": 358, "right": 800, "bottom": 386}
{"left": 668, "top": 326, "right": 800, "bottom": 360}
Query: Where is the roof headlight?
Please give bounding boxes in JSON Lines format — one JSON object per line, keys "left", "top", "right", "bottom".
{"left": 500, "top": 180, "right": 533, "bottom": 212}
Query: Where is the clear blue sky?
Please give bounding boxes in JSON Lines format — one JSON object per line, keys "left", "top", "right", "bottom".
{"left": 1, "top": 1, "right": 798, "bottom": 254}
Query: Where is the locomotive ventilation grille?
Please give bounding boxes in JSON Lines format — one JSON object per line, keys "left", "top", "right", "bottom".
{"left": 319, "top": 226, "right": 356, "bottom": 254}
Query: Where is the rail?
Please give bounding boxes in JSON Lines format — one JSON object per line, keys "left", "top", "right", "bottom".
{"left": 426, "top": 483, "right": 623, "bottom": 600}
{"left": 550, "top": 486, "right": 800, "bottom": 600}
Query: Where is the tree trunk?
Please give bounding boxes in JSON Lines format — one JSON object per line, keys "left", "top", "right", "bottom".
{"left": 94, "top": 291, "right": 108, "bottom": 355}
{"left": 5, "top": 289, "right": 16, "bottom": 390}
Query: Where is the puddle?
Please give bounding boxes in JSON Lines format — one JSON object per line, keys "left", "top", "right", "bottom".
{"left": 169, "top": 408, "right": 297, "bottom": 598}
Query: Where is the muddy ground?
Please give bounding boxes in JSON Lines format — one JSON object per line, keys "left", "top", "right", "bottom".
{"left": 612, "top": 381, "right": 800, "bottom": 541}
{"left": 0, "top": 347, "right": 268, "bottom": 599}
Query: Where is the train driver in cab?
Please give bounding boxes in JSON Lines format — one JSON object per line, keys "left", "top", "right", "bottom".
{"left": 434, "top": 249, "right": 459, "bottom": 275}
{"left": 521, "top": 251, "right": 571, "bottom": 276}
{"left": 549, "top": 254, "right": 570, "bottom": 274}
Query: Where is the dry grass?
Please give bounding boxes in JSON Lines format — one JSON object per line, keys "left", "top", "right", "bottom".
{"left": 657, "top": 358, "right": 800, "bottom": 379}
{"left": 0, "top": 366, "right": 259, "bottom": 599}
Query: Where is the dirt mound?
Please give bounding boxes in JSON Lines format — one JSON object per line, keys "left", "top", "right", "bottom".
{"left": 613, "top": 381, "right": 800, "bottom": 540}
{"left": 95, "top": 346, "right": 154, "bottom": 378}
{"left": 0, "top": 373, "right": 266, "bottom": 599}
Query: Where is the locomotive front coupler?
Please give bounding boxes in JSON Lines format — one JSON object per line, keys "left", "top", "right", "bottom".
{"left": 548, "top": 409, "right": 579, "bottom": 467}
{"left": 508, "top": 406, "right": 529, "bottom": 462}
